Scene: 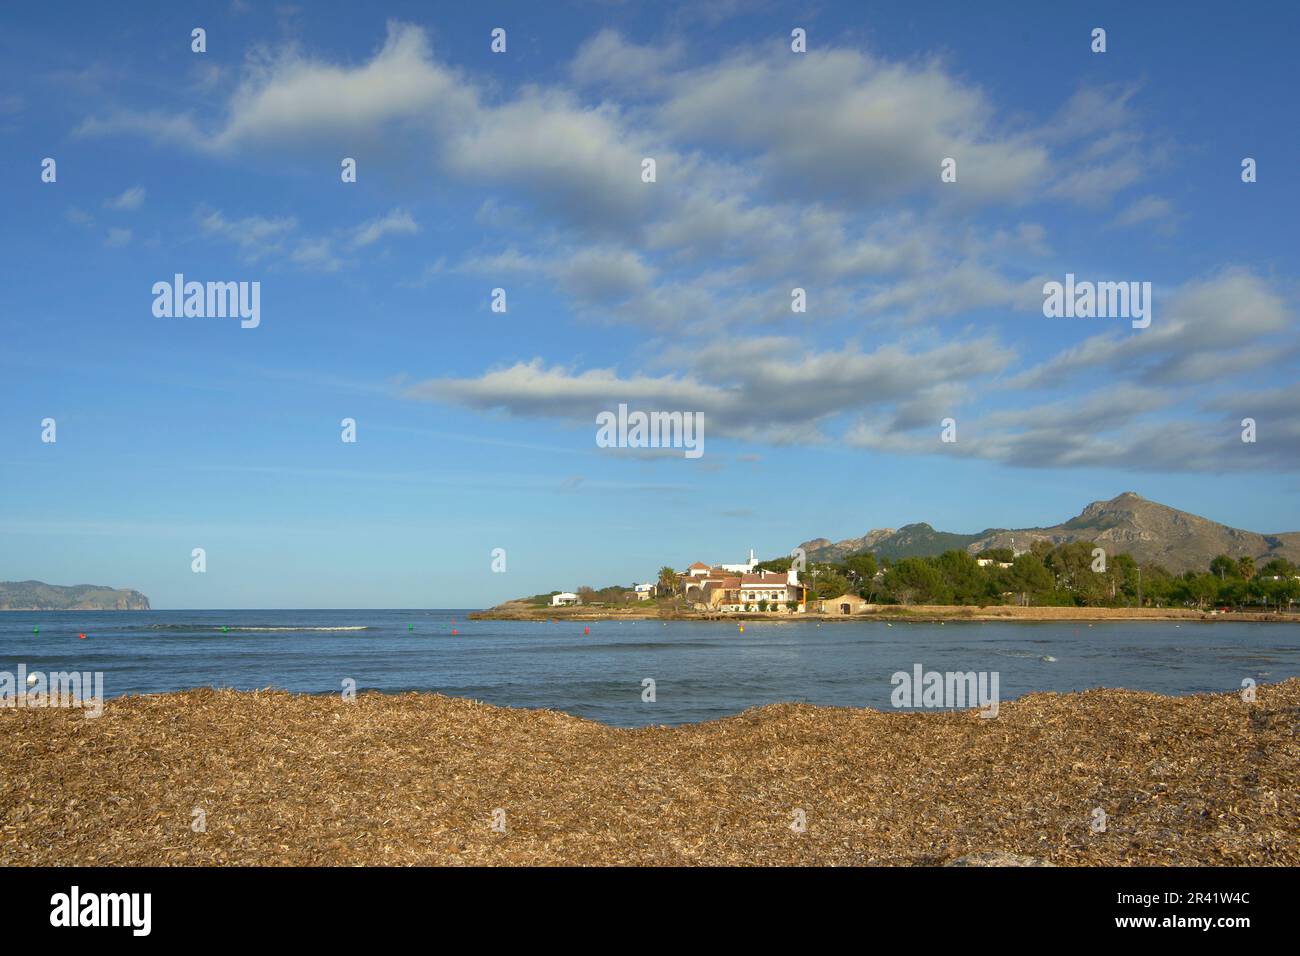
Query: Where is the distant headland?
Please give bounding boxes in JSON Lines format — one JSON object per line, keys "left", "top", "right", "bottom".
{"left": 0, "top": 581, "right": 151, "bottom": 611}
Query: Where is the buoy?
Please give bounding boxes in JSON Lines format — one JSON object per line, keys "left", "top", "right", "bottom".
{"left": 33, "top": 626, "right": 38, "bottom": 634}
{"left": 27, "top": 674, "right": 37, "bottom": 686}
{"left": 452, "top": 628, "right": 458, "bottom": 636}
{"left": 79, "top": 633, "right": 86, "bottom": 640}
{"left": 408, "top": 624, "right": 413, "bottom": 631}
{"left": 739, "top": 625, "right": 745, "bottom": 633}
{"left": 222, "top": 626, "right": 229, "bottom": 633}
{"left": 583, "top": 626, "right": 590, "bottom": 635}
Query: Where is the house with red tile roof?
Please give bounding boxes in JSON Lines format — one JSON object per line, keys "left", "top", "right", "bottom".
{"left": 696, "top": 567, "right": 807, "bottom": 613}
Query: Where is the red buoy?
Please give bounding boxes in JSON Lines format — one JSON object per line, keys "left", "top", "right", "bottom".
{"left": 79, "top": 633, "right": 86, "bottom": 640}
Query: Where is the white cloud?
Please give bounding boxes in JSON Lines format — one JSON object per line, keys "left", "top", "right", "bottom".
{"left": 198, "top": 208, "right": 298, "bottom": 260}
{"left": 570, "top": 30, "right": 685, "bottom": 92}
{"left": 659, "top": 48, "right": 1049, "bottom": 204}
{"left": 1112, "top": 195, "right": 1178, "bottom": 233}
{"left": 105, "top": 186, "right": 145, "bottom": 211}
{"left": 351, "top": 208, "right": 419, "bottom": 248}
{"left": 405, "top": 334, "right": 1014, "bottom": 443}
{"left": 1012, "top": 270, "right": 1292, "bottom": 389}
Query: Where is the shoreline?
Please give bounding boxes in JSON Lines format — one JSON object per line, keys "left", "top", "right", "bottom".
{"left": 471, "top": 600, "right": 1297, "bottom": 624}
{"left": 3, "top": 680, "right": 1296, "bottom": 866}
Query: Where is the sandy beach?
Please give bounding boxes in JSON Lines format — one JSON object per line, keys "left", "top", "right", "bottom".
{"left": 2, "top": 679, "right": 1296, "bottom": 866}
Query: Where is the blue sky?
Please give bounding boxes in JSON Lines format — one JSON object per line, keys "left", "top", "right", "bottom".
{"left": 2, "top": 0, "right": 1297, "bottom": 608}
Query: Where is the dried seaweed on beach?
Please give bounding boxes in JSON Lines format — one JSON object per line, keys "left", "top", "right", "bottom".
{"left": 1, "top": 680, "right": 1296, "bottom": 866}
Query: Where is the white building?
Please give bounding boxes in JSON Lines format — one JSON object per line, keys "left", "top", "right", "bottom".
{"left": 550, "top": 592, "right": 580, "bottom": 606}
{"left": 633, "top": 582, "right": 656, "bottom": 600}
{"left": 701, "top": 567, "right": 806, "bottom": 612}
{"left": 719, "top": 549, "right": 760, "bottom": 574}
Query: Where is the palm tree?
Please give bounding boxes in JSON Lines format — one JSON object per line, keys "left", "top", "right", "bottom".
{"left": 657, "top": 566, "right": 679, "bottom": 597}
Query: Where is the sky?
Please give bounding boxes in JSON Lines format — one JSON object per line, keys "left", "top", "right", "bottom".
{"left": 1, "top": 0, "right": 1297, "bottom": 609}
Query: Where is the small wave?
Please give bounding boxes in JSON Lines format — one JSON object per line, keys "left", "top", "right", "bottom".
{"left": 147, "top": 624, "right": 370, "bottom": 632}
{"left": 230, "top": 626, "right": 371, "bottom": 632}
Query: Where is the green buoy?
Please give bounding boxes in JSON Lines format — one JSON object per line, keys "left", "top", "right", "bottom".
{"left": 222, "top": 626, "right": 228, "bottom": 633}
{"left": 33, "top": 626, "right": 38, "bottom": 634}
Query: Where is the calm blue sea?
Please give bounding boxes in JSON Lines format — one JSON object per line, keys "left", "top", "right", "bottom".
{"left": 2, "top": 610, "right": 1297, "bottom": 726}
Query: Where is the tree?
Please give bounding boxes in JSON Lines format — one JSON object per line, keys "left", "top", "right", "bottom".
{"left": 1140, "top": 564, "right": 1173, "bottom": 607}
{"left": 1109, "top": 553, "right": 1140, "bottom": 604}
{"left": 1209, "top": 555, "right": 1239, "bottom": 580}
{"left": 844, "top": 553, "right": 878, "bottom": 585}
{"left": 1260, "top": 575, "right": 1299, "bottom": 611}
{"left": 1178, "top": 573, "right": 1219, "bottom": 609}
{"left": 884, "top": 558, "right": 948, "bottom": 605}
{"left": 1217, "top": 577, "right": 1248, "bottom": 608}
{"left": 1237, "top": 556, "right": 1256, "bottom": 581}
{"left": 1259, "top": 557, "right": 1297, "bottom": 579}
{"left": 813, "top": 570, "right": 850, "bottom": 600}
{"left": 933, "top": 550, "right": 988, "bottom": 604}
{"left": 1041, "top": 541, "right": 1106, "bottom": 603}
{"left": 657, "top": 566, "right": 679, "bottom": 597}
{"left": 1004, "top": 554, "right": 1054, "bottom": 603}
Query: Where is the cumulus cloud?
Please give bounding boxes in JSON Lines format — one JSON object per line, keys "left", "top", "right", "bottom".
{"left": 659, "top": 48, "right": 1049, "bottom": 204}
{"left": 70, "top": 22, "right": 1297, "bottom": 475}
{"left": 1012, "top": 270, "right": 1292, "bottom": 389}
{"left": 405, "top": 334, "right": 1015, "bottom": 443}
{"left": 570, "top": 30, "right": 685, "bottom": 92}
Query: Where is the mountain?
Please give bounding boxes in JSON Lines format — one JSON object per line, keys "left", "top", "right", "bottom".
{"left": 797, "top": 493, "right": 1300, "bottom": 574}
{"left": 0, "top": 581, "right": 151, "bottom": 611}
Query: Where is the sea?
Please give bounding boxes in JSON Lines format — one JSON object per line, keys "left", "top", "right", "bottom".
{"left": 3, "top": 609, "right": 1298, "bottom": 727}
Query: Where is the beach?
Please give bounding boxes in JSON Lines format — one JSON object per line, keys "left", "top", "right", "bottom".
{"left": 3, "top": 679, "right": 1296, "bottom": 866}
